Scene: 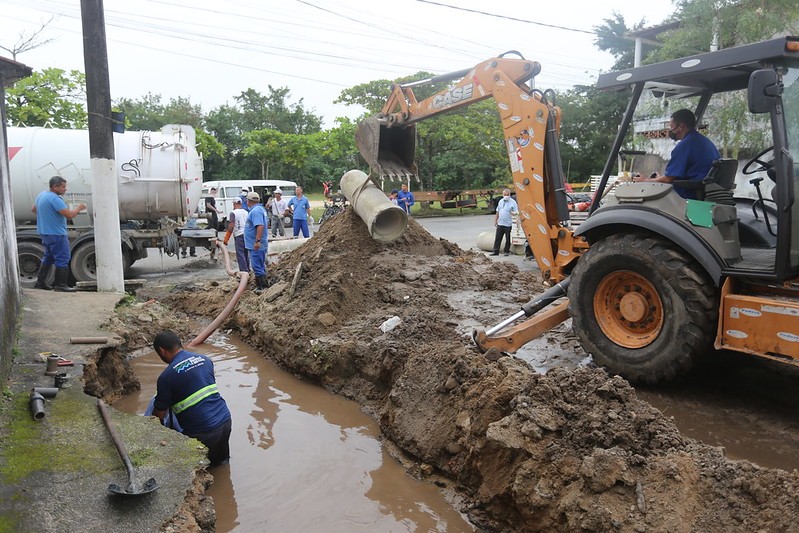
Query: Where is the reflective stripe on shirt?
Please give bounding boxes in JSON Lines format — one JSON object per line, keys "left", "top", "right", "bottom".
{"left": 171, "top": 383, "right": 220, "bottom": 414}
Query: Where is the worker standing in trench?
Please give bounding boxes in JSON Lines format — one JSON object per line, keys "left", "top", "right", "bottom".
{"left": 152, "top": 330, "right": 232, "bottom": 466}
{"left": 244, "top": 191, "right": 269, "bottom": 292}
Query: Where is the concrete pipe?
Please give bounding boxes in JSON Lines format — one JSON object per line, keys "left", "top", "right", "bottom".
{"left": 340, "top": 170, "right": 407, "bottom": 242}
{"left": 268, "top": 237, "right": 309, "bottom": 256}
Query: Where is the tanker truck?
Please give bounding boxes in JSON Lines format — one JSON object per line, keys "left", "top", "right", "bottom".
{"left": 10, "top": 124, "right": 214, "bottom": 287}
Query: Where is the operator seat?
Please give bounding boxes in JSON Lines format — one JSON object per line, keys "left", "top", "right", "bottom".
{"left": 673, "top": 158, "right": 738, "bottom": 204}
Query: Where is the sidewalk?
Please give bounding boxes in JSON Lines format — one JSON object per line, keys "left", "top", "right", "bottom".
{"left": 0, "top": 289, "right": 206, "bottom": 533}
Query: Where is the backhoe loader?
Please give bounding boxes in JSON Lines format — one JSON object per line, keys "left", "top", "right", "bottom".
{"left": 356, "top": 38, "right": 799, "bottom": 384}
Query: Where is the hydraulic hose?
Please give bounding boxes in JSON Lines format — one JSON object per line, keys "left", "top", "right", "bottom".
{"left": 186, "top": 240, "right": 249, "bottom": 348}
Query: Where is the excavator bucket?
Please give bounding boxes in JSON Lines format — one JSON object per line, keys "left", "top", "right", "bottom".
{"left": 355, "top": 116, "right": 418, "bottom": 182}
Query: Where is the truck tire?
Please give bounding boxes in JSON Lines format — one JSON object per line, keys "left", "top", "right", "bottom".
{"left": 70, "top": 243, "right": 132, "bottom": 283}
{"left": 17, "top": 241, "right": 51, "bottom": 288}
{"left": 568, "top": 232, "right": 717, "bottom": 384}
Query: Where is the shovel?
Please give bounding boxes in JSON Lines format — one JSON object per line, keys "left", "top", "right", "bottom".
{"left": 97, "top": 399, "right": 159, "bottom": 496}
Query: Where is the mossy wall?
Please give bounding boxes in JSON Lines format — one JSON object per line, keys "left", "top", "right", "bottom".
{"left": 0, "top": 84, "right": 22, "bottom": 384}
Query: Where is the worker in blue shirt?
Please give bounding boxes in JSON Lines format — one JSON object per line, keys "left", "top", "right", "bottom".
{"left": 633, "top": 108, "right": 719, "bottom": 199}
{"left": 152, "top": 330, "right": 232, "bottom": 466}
{"left": 244, "top": 191, "right": 269, "bottom": 292}
{"left": 397, "top": 183, "right": 414, "bottom": 216}
{"left": 288, "top": 186, "right": 312, "bottom": 238}
{"left": 32, "top": 176, "right": 86, "bottom": 292}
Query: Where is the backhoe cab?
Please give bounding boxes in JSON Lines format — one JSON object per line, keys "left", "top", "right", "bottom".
{"left": 357, "top": 38, "right": 799, "bottom": 384}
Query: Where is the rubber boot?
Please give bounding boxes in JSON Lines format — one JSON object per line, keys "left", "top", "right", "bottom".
{"left": 254, "top": 275, "right": 267, "bottom": 294}
{"left": 34, "top": 264, "right": 53, "bottom": 290}
{"left": 53, "top": 267, "right": 77, "bottom": 293}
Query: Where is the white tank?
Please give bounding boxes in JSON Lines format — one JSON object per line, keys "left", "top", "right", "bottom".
{"left": 9, "top": 125, "right": 203, "bottom": 225}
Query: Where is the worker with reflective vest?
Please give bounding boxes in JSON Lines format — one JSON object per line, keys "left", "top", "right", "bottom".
{"left": 152, "top": 330, "right": 232, "bottom": 466}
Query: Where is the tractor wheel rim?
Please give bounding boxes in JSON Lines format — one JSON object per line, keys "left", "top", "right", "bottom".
{"left": 594, "top": 270, "right": 664, "bottom": 348}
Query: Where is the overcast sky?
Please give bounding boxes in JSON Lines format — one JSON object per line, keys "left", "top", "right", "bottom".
{"left": 1, "top": 0, "right": 676, "bottom": 128}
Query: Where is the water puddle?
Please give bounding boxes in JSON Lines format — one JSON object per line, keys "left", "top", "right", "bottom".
{"left": 114, "top": 333, "right": 474, "bottom": 532}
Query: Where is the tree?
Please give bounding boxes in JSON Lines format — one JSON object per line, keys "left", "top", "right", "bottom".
{"left": 648, "top": 0, "right": 799, "bottom": 62}
{"left": 557, "top": 85, "right": 629, "bottom": 180}
{"left": 4, "top": 68, "right": 87, "bottom": 128}
{"left": 115, "top": 93, "right": 203, "bottom": 131}
{"left": 0, "top": 18, "right": 56, "bottom": 61}
{"left": 641, "top": 0, "right": 799, "bottom": 159}
{"left": 235, "top": 86, "right": 323, "bottom": 135}
{"left": 594, "top": 12, "right": 646, "bottom": 71}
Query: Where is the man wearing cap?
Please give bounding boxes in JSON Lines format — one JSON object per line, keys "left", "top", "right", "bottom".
{"left": 226, "top": 198, "right": 250, "bottom": 273}
{"left": 267, "top": 189, "right": 288, "bottom": 237}
{"left": 244, "top": 191, "right": 269, "bottom": 292}
{"left": 239, "top": 187, "right": 251, "bottom": 212}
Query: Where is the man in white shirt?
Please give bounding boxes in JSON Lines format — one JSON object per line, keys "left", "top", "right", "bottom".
{"left": 227, "top": 198, "right": 250, "bottom": 272}
{"left": 491, "top": 189, "right": 519, "bottom": 256}
{"left": 267, "top": 189, "right": 289, "bottom": 237}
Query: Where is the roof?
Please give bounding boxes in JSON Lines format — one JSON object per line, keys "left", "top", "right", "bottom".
{"left": 597, "top": 36, "right": 799, "bottom": 96}
{"left": 0, "top": 56, "right": 32, "bottom": 86}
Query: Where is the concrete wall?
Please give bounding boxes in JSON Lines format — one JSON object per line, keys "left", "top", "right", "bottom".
{"left": 0, "top": 59, "right": 31, "bottom": 385}
{"left": 0, "top": 84, "right": 21, "bottom": 382}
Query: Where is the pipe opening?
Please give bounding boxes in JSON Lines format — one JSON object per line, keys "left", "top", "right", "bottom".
{"left": 372, "top": 208, "right": 408, "bottom": 242}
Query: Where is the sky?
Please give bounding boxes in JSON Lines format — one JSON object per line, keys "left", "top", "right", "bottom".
{"left": 0, "top": 0, "right": 677, "bottom": 128}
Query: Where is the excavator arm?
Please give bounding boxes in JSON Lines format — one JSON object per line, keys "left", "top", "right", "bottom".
{"left": 355, "top": 52, "right": 587, "bottom": 284}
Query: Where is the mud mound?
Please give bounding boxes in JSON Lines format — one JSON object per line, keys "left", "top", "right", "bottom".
{"left": 152, "top": 212, "right": 799, "bottom": 532}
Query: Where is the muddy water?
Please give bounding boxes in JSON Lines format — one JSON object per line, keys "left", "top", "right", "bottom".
{"left": 114, "top": 333, "right": 473, "bottom": 532}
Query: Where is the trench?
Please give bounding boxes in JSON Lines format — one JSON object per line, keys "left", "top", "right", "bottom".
{"left": 114, "top": 332, "right": 474, "bottom": 532}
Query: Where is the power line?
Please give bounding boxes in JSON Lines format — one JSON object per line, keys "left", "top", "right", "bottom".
{"left": 414, "top": 0, "right": 597, "bottom": 36}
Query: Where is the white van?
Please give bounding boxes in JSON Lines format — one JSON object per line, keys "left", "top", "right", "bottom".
{"left": 198, "top": 179, "right": 297, "bottom": 230}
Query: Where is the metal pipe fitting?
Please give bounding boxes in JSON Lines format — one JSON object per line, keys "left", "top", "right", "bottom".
{"left": 29, "top": 391, "right": 45, "bottom": 421}
{"left": 32, "top": 387, "right": 59, "bottom": 399}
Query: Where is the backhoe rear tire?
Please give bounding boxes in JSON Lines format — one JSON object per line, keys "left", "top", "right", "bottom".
{"left": 568, "top": 233, "right": 717, "bottom": 384}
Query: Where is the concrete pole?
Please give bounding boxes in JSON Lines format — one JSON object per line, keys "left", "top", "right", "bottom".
{"left": 80, "top": 0, "right": 124, "bottom": 292}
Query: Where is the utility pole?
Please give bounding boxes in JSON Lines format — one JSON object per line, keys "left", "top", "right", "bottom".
{"left": 80, "top": 0, "right": 124, "bottom": 292}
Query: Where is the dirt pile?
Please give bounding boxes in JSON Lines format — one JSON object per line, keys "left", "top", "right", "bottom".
{"left": 148, "top": 209, "right": 799, "bottom": 532}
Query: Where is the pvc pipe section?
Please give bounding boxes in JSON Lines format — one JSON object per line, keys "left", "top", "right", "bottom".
{"left": 186, "top": 240, "right": 249, "bottom": 348}
{"left": 268, "top": 237, "right": 309, "bottom": 256}
{"left": 340, "top": 170, "right": 407, "bottom": 242}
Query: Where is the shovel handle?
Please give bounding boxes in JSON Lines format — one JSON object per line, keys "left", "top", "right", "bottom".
{"left": 97, "top": 399, "right": 135, "bottom": 479}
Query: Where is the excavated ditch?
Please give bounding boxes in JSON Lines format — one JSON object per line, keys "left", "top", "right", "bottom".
{"left": 98, "top": 209, "right": 799, "bottom": 532}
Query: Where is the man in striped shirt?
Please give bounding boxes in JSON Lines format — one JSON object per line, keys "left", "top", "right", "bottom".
{"left": 152, "top": 330, "right": 232, "bottom": 466}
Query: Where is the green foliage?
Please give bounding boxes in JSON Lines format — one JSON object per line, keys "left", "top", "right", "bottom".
{"left": 649, "top": 0, "right": 799, "bottom": 62}
{"left": 4, "top": 67, "right": 87, "bottom": 128}
{"left": 114, "top": 294, "right": 137, "bottom": 309}
{"left": 558, "top": 85, "right": 629, "bottom": 180}
{"left": 334, "top": 72, "right": 438, "bottom": 115}
{"left": 116, "top": 92, "right": 203, "bottom": 131}
{"left": 593, "top": 12, "right": 647, "bottom": 71}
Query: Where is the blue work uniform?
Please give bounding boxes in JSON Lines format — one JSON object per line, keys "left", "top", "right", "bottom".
{"left": 34, "top": 190, "right": 71, "bottom": 268}
{"left": 397, "top": 189, "right": 415, "bottom": 215}
{"left": 288, "top": 196, "right": 311, "bottom": 238}
{"left": 244, "top": 204, "right": 268, "bottom": 276}
{"left": 154, "top": 349, "right": 231, "bottom": 465}
{"left": 665, "top": 129, "right": 720, "bottom": 200}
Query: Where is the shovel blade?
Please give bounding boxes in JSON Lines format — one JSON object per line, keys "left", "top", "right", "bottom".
{"left": 355, "top": 116, "right": 418, "bottom": 182}
{"left": 108, "top": 477, "right": 159, "bottom": 496}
